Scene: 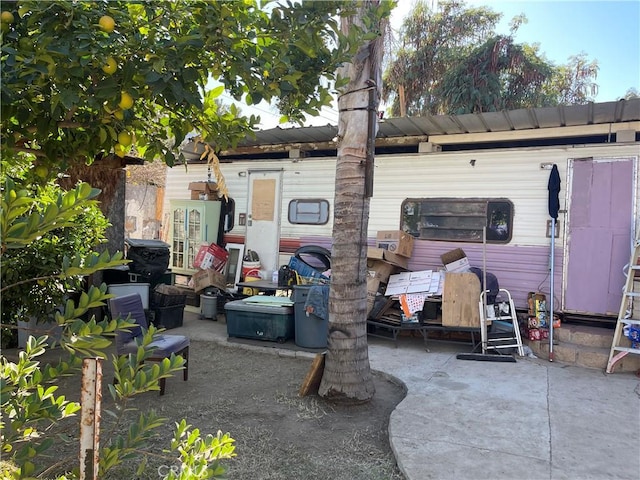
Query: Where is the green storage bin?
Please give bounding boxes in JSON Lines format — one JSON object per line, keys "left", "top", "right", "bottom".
{"left": 224, "top": 300, "right": 294, "bottom": 343}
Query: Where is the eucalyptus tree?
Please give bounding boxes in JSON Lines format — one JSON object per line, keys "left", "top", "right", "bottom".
{"left": 383, "top": 0, "right": 598, "bottom": 116}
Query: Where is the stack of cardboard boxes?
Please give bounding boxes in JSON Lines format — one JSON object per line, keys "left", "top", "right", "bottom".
{"left": 190, "top": 243, "right": 228, "bottom": 293}
{"left": 366, "top": 230, "right": 414, "bottom": 316}
{"left": 188, "top": 181, "right": 218, "bottom": 200}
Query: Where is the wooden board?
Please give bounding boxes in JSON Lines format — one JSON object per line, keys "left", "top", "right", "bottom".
{"left": 442, "top": 272, "right": 481, "bottom": 328}
{"left": 299, "top": 353, "right": 325, "bottom": 397}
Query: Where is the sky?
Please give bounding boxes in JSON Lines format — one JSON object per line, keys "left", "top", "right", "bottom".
{"left": 245, "top": 0, "right": 640, "bottom": 129}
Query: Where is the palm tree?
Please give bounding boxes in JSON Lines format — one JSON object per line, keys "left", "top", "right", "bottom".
{"left": 318, "top": 0, "right": 389, "bottom": 403}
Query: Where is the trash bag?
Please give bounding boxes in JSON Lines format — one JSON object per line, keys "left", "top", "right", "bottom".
{"left": 243, "top": 249, "right": 260, "bottom": 262}
{"left": 469, "top": 267, "right": 499, "bottom": 304}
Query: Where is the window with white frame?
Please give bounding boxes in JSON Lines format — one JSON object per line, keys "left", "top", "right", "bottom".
{"left": 288, "top": 199, "right": 330, "bottom": 225}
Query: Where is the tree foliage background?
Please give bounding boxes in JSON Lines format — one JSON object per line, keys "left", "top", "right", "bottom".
{"left": 383, "top": 0, "right": 599, "bottom": 116}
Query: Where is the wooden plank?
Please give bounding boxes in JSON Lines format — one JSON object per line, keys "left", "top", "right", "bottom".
{"left": 299, "top": 353, "right": 325, "bottom": 397}
{"left": 442, "top": 272, "right": 481, "bottom": 327}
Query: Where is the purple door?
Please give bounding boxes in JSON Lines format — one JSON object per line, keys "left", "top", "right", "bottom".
{"left": 564, "top": 157, "right": 635, "bottom": 316}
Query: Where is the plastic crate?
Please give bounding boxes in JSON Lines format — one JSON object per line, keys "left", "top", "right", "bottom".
{"left": 153, "top": 304, "right": 185, "bottom": 329}
{"left": 288, "top": 256, "right": 330, "bottom": 282}
{"left": 151, "top": 291, "right": 187, "bottom": 307}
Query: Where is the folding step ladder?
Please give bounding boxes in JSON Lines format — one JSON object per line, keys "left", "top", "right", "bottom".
{"left": 479, "top": 288, "right": 524, "bottom": 357}
{"left": 606, "top": 239, "right": 640, "bottom": 373}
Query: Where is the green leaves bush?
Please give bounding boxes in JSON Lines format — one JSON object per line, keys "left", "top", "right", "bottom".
{"left": 1, "top": 178, "right": 235, "bottom": 479}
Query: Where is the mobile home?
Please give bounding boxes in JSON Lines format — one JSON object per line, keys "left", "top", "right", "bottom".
{"left": 163, "top": 99, "right": 640, "bottom": 319}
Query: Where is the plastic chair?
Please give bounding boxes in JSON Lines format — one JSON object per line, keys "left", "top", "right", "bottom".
{"left": 108, "top": 293, "right": 189, "bottom": 395}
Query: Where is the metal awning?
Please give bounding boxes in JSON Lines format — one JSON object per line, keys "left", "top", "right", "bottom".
{"left": 238, "top": 98, "right": 640, "bottom": 147}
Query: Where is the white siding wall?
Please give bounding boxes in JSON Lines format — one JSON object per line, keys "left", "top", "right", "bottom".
{"left": 164, "top": 143, "right": 639, "bottom": 246}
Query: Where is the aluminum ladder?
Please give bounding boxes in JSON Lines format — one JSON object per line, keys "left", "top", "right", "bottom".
{"left": 606, "top": 239, "right": 640, "bottom": 373}
{"left": 479, "top": 288, "right": 524, "bottom": 357}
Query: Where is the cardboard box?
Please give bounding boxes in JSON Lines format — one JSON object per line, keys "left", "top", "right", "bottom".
{"left": 188, "top": 181, "right": 217, "bottom": 200}
{"left": 367, "top": 259, "right": 397, "bottom": 283}
{"left": 366, "top": 276, "right": 383, "bottom": 316}
{"left": 384, "top": 270, "right": 442, "bottom": 296}
{"left": 191, "top": 268, "right": 227, "bottom": 292}
{"left": 367, "top": 247, "right": 409, "bottom": 269}
{"left": 193, "top": 243, "right": 210, "bottom": 269}
{"left": 440, "top": 248, "right": 471, "bottom": 273}
{"left": 375, "top": 230, "right": 414, "bottom": 258}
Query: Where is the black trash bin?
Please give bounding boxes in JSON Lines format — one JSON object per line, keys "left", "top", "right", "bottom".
{"left": 125, "top": 238, "right": 170, "bottom": 286}
{"left": 292, "top": 285, "right": 329, "bottom": 348}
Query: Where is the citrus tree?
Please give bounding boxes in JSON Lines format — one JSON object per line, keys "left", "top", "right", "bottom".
{"left": 0, "top": 177, "right": 236, "bottom": 479}
{"left": 1, "top": 0, "right": 360, "bottom": 173}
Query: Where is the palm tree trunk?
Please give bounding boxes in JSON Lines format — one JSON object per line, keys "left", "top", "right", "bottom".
{"left": 318, "top": 1, "right": 386, "bottom": 403}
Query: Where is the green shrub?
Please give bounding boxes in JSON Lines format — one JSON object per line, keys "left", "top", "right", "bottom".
{"left": 1, "top": 177, "right": 235, "bottom": 479}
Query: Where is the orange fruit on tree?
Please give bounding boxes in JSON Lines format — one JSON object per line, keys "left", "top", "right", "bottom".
{"left": 102, "top": 57, "right": 117, "bottom": 75}
{"left": 98, "top": 15, "right": 115, "bottom": 33}
{"left": 114, "top": 143, "right": 127, "bottom": 158}
{"left": 1, "top": 11, "right": 14, "bottom": 24}
{"left": 118, "top": 131, "right": 132, "bottom": 146}
{"left": 34, "top": 164, "right": 49, "bottom": 179}
{"left": 118, "top": 91, "right": 134, "bottom": 110}
{"left": 113, "top": 109, "right": 124, "bottom": 120}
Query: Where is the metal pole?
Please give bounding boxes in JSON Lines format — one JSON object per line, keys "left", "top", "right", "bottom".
{"left": 482, "top": 226, "right": 488, "bottom": 353}
{"left": 549, "top": 220, "right": 555, "bottom": 362}
{"left": 79, "top": 358, "right": 102, "bottom": 480}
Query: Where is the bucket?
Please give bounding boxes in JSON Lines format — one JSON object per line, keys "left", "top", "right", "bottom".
{"left": 242, "top": 260, "right": 261, "bottom": 281}
{"left": 200, "top": 293, "right": 218, "bottom": 320}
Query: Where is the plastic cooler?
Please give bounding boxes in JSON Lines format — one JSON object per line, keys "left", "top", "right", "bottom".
{"left": 107, "top": 283, "right": 150, "bottom": 309}
{"left": 224, "top": 299, "right": 294, "bottom": 343}
{"left": 292, "top": 285, "right": 328, "bottom": 348}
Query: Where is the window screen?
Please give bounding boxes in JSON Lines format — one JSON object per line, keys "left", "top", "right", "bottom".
{"left": 402, "top": 198, "right": 513, "bottom": 243}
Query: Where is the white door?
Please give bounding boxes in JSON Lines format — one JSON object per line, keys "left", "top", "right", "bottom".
{"left": 245, "top": 170, "right": 283, "bottom": 276}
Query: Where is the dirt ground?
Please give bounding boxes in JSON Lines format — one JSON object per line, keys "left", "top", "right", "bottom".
{"left": 16, "top": 340, "right": 406, "bottom": 479}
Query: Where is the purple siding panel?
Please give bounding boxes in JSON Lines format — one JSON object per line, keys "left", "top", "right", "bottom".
{"left": 408, "top": 240, "right": 562, "bottom": 311}
{"left": 300, "top": 236, "right": 562, "bottom": 310}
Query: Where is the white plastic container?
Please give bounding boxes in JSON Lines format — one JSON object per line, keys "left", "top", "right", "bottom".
{"left": 107, "top": 283, "right": 150, "bottom": 309}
